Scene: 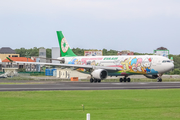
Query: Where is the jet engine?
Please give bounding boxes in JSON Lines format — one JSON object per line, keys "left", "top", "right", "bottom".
{"left": 59, "top": 58, "right": 65, "bottom": 63}
{"left": 144, "top": 75, "right": 158, "bottom": 79}
{"left": 91, "top": 69, "right": 108, "bottom": 80}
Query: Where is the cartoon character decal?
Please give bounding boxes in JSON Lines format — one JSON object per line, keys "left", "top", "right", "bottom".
{"left": 86, "top": 61, "right": 91, "bottom": 65}
{"left": 91, "top": 61, "right": 96, "bottom": 66}
{"left": 120, "top": 57, "right": 155, "bottom": 74}
{"left": 67, "top": 57, "right": 157, "bottom": 75}
{"left": 136, "top": 58, "right": 143, "bottom": 72}
{"left": 120, "top": 58, "right": 131, "bottom": 72}
{"left": 143, "top": 58, "right": 152, "bottom": 73}
{"left": 75, "top": 59, "right": 82, "bottom": 65}
{"left": 68, "top": 58, "right": 77, "bottom": 64}
{"left": 130, "top": 58, "right": 137, "bottom": 72}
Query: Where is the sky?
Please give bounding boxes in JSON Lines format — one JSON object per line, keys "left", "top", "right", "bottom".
{"left": 0, "top": 0, "right": 180, "bottom": 54}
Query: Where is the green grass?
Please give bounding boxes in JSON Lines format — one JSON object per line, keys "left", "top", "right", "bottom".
{"left": 0, "top": 89, "right": 180, "bottom": 120}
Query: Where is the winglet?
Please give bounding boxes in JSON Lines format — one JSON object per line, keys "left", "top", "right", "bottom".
{"left": 6, "top": 57, "right": 13, "bottom": 62}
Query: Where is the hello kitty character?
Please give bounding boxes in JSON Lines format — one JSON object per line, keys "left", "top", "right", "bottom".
{"left": 143, "top": 58, "right": 152, "bottom": 73}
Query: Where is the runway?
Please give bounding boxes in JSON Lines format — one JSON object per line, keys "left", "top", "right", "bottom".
{"left": 0, "top": 82, "right": 180, "bottom": 91}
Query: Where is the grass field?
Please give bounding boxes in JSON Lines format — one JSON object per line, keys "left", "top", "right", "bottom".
{"left": 0, "top": 89, "right": 180, "bottom": 120}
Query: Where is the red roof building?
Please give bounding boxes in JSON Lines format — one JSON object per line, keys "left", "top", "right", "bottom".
{"left": 2, "top": 57, "right": 35, "bottom": 62}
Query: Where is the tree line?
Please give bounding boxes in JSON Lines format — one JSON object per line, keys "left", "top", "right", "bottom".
{"left": 15, "top": 47, "right": 52, "bottom": 58}
{"left": 15, "top": 47, "right": 180, "bottom": 74}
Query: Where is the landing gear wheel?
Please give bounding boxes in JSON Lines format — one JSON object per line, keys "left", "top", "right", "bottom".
{"left": 157, "top": 78, "right": 162, "bottom": 82}
{"left": 90, "top": 78, "right": 94, "bottom": 83}
{"left": 98, "top": 79, "right": 101, "bottom": 83}
{"left": 127, "top": 78, "right": 131, "bottom": 82}
{"left": 94, "top": 79, "right": 97, "bottom": 83}
{"left": 119, "top": 78, "right": 123, "bottom": 82}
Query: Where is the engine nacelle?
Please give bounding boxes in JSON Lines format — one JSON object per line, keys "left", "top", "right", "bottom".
{"left": 91, "top": 69, "right": 108, "bottom": 80}
{"left": 59, "top": 58, "right": 65, "bottom": 63}
{"left": 144, "top": 75, "right": 158, "bottom": 79}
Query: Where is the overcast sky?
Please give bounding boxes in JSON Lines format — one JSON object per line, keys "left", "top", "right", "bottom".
{"left": 0, "top": 0, "right": 180, "bottom": 54}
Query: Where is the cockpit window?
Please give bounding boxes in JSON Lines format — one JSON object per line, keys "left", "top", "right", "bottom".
{"left": 162, "top": 60, "right": 171, "bottom": 63}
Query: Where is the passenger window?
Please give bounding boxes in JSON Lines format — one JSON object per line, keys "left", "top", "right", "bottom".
{"left": 162, "top": 60, "right": 171, "bottom": 63}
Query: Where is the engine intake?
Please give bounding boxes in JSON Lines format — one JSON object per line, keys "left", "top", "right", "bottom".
{"left": 91, "top": 69, "right": 108, "bottom": 80}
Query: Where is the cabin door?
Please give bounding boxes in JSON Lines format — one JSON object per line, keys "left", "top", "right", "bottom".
{"left": 152, "top": 58, "right": 157, "bottom": 66}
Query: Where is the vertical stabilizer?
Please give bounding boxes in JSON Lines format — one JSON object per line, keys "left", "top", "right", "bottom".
{"left": 56, "top": 31, "right": 77, "bottom": 57}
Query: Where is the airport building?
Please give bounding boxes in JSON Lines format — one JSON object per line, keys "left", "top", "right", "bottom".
{"left": 84, "top": 50, "right": 102, "bottom": 56}
{"left": 0, "top": 47, "right": 19, "bottom": 60}
{"left": 154, "top": 47, "right": 169, "bottom": 58}
{"left": 2, "top": 57, "right": 35, "bottom": 72}
{"left": 117, "top": 50, "right": 134, "bottom": 55}
{"left": 0, "top": 47, "right": 19, "bottom": 71}
{"left": 52, "top": 47, "right": 60, "bottom": 63}
{"left": 56, "top": 68, "right": 90, "bottom": 79}
{"left": 39, "top": 48, "right": 46, "bottom": 63}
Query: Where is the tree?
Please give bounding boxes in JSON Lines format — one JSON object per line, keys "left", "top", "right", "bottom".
{"left": 15, "top": 48, "right": 27, "bottom": 57}
{"left": 102, "top": 49, "right": 107, "bottom": 55}
{"left": 46, "top": 48, "right": 51, "bottom": 58}
{"left": 25, "top": 51, "right": 30, "bottom": 62}
{"left": 30, "top": 47, "right": 39, "bottom": 56}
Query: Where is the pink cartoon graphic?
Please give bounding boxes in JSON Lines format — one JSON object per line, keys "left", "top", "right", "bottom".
{"left": 136, "top": 58, "right": 142, "bottom": 72}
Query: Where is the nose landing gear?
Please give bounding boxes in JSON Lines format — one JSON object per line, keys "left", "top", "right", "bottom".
{"left": 157, "top": 77, "right": 162, "bottom": 82}
{"left": 157, "top": 74, "right": 163, "bottom": 82}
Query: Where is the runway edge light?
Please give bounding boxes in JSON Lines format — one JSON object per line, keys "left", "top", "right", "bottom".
{"left": 86, "top": 113, "right": 90, "bottom": 120}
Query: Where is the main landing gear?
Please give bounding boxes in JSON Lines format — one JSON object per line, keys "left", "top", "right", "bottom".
{"left": 90, "top": 78, "right": 101, "bottom": 83}
{"left": 119, "top": 77, "right": 131, "bottom": 82}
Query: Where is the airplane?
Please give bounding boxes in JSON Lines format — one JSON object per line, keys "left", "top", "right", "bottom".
{"left": 13, "top": 31, "right": 174, "bottom": 83}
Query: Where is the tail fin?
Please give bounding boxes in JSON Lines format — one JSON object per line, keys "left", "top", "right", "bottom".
{"left": 56, "top": 31, "right": 77, "bottom": 57}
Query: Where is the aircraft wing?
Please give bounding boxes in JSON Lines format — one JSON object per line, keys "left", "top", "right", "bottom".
{"left": 15, "top": 61, "right": 123, "bottom": 71}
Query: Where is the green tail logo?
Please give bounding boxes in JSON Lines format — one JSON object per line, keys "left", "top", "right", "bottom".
{"left": 56, "top": 31, "right": 77, "bottom": 57}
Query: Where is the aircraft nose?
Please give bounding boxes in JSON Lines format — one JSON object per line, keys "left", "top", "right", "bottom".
{"left": 167, "top": 63, "right": 174, "bottom": 71}
{"left": 163, "top": 62, "right": 174, "bottom": 73}
{"left": 170, "top": 63, "right": 174, "bottom": 70}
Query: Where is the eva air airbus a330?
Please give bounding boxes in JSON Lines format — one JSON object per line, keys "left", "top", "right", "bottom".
{"left": 15, "top": 31, "right": 174, "bottom": 83}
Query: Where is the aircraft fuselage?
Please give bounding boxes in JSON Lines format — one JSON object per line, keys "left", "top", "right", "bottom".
{"left": 58, "top": 55, "right": 174, "bottom": 76}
